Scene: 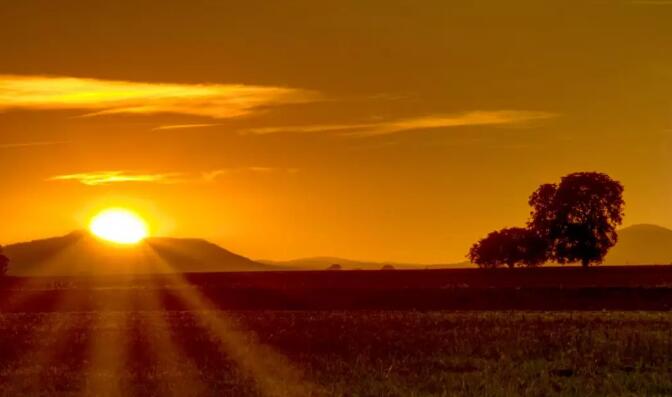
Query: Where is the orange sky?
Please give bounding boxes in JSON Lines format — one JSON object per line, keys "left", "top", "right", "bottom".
{"left": 0, "top": 0, "right": 671, "bottom": 263}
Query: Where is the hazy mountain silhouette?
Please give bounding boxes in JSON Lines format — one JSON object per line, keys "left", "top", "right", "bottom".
{"left": 259, "top": 257, "right": 394, "bottom": 270}
{"left": 604, "top": 224, "right": 672, "bottom": 265}
{"left": 260, "top": 257, "right": 471, "bottom": 270}
{"left": 4, "top": 231, "right": 272, "bottom": 276}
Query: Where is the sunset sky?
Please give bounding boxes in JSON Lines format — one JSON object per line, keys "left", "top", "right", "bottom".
{"left": 0, "top": 0, "right": 671, "bottom": 263}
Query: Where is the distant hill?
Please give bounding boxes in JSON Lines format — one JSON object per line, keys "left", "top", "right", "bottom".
{"left": 259, "top": 257, "right": 400, "bottom": 270}
{"left": 259, "top": 256, "right": 470, "bottom": 270}
{"left": 4, "top": 231, "right": 272, "bottom": 276}
{"left": 604, "top": 224, "right": 672, "bottom": 265}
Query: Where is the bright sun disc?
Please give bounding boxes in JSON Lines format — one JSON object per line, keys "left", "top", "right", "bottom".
{"left": 89, "top": 208, "right": 149, "bottom": 244}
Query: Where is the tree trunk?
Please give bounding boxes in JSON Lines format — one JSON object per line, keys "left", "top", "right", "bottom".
{"left": 581, "top": 259, "right": 589, "bottom": 268}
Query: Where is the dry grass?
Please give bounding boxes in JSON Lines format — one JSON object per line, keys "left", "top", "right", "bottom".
{"left": 0, "top": 310, "right": 671, "bottom": 396}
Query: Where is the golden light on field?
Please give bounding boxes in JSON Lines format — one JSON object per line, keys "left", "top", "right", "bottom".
{"left": 89, "top": 208, "right": 149, "bottom": 244}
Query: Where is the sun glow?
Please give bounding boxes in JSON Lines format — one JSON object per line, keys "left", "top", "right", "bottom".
{"left": 89, "top": 208, "right": 149, "bottom": 244}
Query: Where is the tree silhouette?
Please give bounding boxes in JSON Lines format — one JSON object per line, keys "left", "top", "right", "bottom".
{"left": 528, "top": 172, "right": 624, "bottom": 267}
{"left": 468, "top": 227, "right": 547, "bottom": 268}
{"left": 0, "top": 246, "right": 8, "bottom": 277}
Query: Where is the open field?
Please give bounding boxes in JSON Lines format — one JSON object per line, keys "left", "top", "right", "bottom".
{"left": 6, "top": 265, "right": 672, "bottom": 289}
{"left": 2, "top": 266, "right": 672, "bottom": 396}
{"left": 3, "top": 266, "right": 672, "bottom": 311}
{"left": 1, "top": 310, "right": 672, "bottom": 396}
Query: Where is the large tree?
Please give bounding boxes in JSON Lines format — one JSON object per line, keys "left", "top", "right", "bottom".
{"left": 0, "top": 246, "right": 8, "bottom": 277}
{"left": 469, "top": 227, "right": 548, "bottom": 269}
{"left": 528, "top": 172, "right": 624, "bottom": 267}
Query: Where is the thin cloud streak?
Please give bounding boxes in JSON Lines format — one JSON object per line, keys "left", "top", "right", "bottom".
{"left": 202, "top": 167, "right": 299, "bottom": 182}
{"left": 152, "top": 124, "right": 221, "bottom": 131}
{"left": 49, "top": 171, "right": 186, "bottom": 186}
{"left": 245, "top": 111, "right": 558, "bottom": 136}
{"left": 50, "top": 168, "right": 298, "bottom": 186}
{"left": 0, "top": 141, "right": 67, "bottom": 149}
{"left": 0, "top": 75, "right": 319, "bottom": 119}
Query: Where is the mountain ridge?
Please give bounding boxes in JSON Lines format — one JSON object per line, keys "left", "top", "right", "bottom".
{"left": 3, "top": 231, "right": 272, "bottom": 276}
{"left": 603, "top": 223, "right": 672, "bottom": 265}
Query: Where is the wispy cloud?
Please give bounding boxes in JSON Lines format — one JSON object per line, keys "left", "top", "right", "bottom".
{"left": 151, "top": 123, "right": 221, "bottom": 131}
{"left": 244, "top": 111, "right": 558, "bottom": 136}
{"left": 50, "top": 168, "right": 298, "bottom": 186}
{"left": 0, "top": 75, "right": 319, "bottom": 119}
{"left": 49, "top": 171, "right": 186, "bottom": 186}
{"left": 202, "top": 167, "right": 299, "bottom": 182}
{"left": 0, "top": 141, "right": 66, "bottom": 149}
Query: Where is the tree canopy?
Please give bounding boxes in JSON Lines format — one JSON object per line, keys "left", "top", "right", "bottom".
{"left": 469, "top": 227, "right": 547, "bottom": 268}
{"left": 469, "top": 172, "right": 624, "bottom": 268}
{"left": 528, "top": 172, "right": 624, "bottom": 267}
{"left": 0, "top": 246, "right": 8, "bottom": 277}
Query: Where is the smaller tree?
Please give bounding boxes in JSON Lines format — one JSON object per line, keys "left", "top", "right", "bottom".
{"left": 468, "top": 227, "right": 547, "bottom": 269}
{"left": 0, "top": 246, "right": 8, "bottom": 277}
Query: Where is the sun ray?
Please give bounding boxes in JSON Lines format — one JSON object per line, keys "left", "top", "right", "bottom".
{"left": 143, "top": 246, "right": 325, "bottom": 397}
{"left": 77, "top": 245, "right": 203, "bottom": 396}
{"left": 131, "top": 280, "right": 207, "bottom": 396}
{"left": 0, "top": 278, "right": 96, "bottom": 395}
{"left": 80, "top": 281, "right": 132, "bottom": 395}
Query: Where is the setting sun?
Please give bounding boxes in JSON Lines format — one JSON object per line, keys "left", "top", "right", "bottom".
{"left": 89, "top": 208, "right": 149, "bottom": 244}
